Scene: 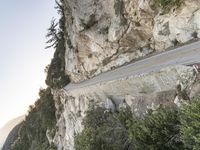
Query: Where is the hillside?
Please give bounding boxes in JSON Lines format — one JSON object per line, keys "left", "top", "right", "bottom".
{"left": 7, "top": 0, "right": 200, "bottom": 150}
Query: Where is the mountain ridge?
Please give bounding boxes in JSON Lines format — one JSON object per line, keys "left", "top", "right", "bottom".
{"left": 0, "top": 115, "right": 24, "bottom": 149}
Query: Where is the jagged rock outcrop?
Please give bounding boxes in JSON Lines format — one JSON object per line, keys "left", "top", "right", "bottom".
{"left": 153, "top": 0, "right": 200, "bottom": 50}
{"left": 53, "top": 65, "right": 198, "bottom": 150}
{"left": 63, "top": 0, "right": 200, "bottom": 82}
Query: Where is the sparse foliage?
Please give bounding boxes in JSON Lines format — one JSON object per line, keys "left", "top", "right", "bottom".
{"left": 45, "top": 19, "right": 59, "bottom": 49}
{"left": 45, "top": 0, "right": 65, "bottom": 49}
{"left": 151, "top": 0, "right": 184, "bottom": 12}
{"left": 45, "top": 0, "right": 70, "bottom": 89}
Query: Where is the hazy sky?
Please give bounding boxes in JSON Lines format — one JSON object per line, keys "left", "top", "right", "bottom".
{"left": 0, "top": 0, "right": 58, "bottom": 127}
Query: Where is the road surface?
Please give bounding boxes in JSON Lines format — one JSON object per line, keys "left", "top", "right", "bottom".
{"left": 65, "top": 41, "right": 200, "bottom": 91}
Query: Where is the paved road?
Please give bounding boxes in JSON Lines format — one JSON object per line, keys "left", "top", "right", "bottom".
{"left": 65, "top": 41, "right": 200, "bottom": 91}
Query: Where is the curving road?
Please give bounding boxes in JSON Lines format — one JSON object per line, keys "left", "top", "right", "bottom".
{"left": 65, "top": 41, "right": 200, "bottom": 91}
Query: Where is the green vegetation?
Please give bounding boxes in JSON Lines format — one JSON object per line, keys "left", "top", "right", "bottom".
{"left": 152, "top": 0, "right": 183, "bottom": 12}
{"left": 12, "top": 88, "right": 56, "bottom": 150}
{"left": 180, "top": 98, "right": 200, "bottom": 149}
{"left": 75, "top": 107, "right": 133, "bottom": 150}
{"left": 128, "top": 108, "right": 183, "bottom": 150}
{"left": 45, "top": 36, "right": 70, "bottom": 89}
{"left": 45, "top": 0, "right": 70, "bottom": 89}
{"left": 75, "top": 97, "right": 200, "bottom": 150}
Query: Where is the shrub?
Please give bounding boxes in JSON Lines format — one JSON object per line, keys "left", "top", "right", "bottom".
{"left": 180, "top": 97, "right": 200, "bottom": 149}
{"left": 128, "top": 108, "right": 183, "bottom": 150}
{"left": 45, "top": 0, "right": 70, "bottom": 89}
{"left": 75, "top": 107, "right": 133, "bottom": 150}
{"left": 45, "top": 38, "right": 70, "bottom": 89}
{"left": 75, "top": 106, "right": 183, "bottom": 150}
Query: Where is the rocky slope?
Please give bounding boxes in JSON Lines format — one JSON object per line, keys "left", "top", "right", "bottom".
{"left": 63, "top": 0, "right": 200, "bottom": 82}
{"left": 52, "top": 65, "right": 200, "bottom": 150}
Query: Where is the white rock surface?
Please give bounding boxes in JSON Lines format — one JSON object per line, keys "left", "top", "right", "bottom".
{"left": 153, "top": 0, "right": 200, "bottom": 50}
{"left": 62, "top": 0, "right": 200, "bottom": 82}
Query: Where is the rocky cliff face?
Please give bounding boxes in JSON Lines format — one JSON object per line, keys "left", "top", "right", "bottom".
{"left": 53, "top": 65, "right": 199, "bottom": 150}
{"left": 63, "top": 0, "right": 200, "bottom": 82}
{"left": 6, "top": 1, "right": 200, "bottom": 149}
{"left": 51, "top": 0, "right": 200, "bottom": 149}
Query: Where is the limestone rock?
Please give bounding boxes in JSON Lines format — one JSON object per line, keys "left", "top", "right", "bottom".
{"left": 52, "top": 0, "right": 200, "bottom": 149}
{"left": 153, "top": 1, "right": 200, "bottom": 50}
{"left": 105, "top": 98, "right": 116, "bottom": 112}
{"left": 63, "top": 0, "right": 200, "bottom": 82}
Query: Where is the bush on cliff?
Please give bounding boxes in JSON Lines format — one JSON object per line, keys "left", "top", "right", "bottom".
{"left": 75, "top": 107, "right": 134, "bottom": 150}
{"left": 45, "top": 0, "right": 70, "bottom": 89}
{"left": 75, "top": 97, "right": 200, "bottom": 150}
{"left": 75, "top": 106, "right": 183, "bottom": 150}
{"left": 45, "top": 37, "right": 70, "bottom": 89}
{"left": 152, "top": 0, "right": 183, "bottom": 12}
{"left": 180, "top": 98, "right": 200, "bottom": 149}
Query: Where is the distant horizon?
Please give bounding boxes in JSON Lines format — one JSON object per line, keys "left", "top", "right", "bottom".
{"left": 0, "top": 115, "right": 25, "bottom": 129}
{"left": 0, "top": 115, "right": 24, "bottom": 147}
{"left": 0, "top": 0, "right": 58, "bottom": 128}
